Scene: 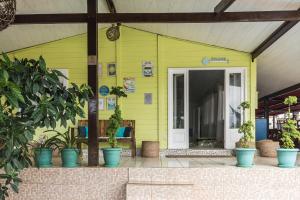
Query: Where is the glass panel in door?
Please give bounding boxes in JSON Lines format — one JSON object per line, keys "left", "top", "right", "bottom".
{"left": 173, "top": 74, "right": 185, "bottom": 129}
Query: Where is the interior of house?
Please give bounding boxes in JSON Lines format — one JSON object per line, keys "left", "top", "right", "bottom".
{"left": 189, "top": 70, "right": 225, "bottom": 149}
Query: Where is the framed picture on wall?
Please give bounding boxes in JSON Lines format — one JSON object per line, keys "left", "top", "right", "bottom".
{"left": 144, "top": 93, "right": 152, "bottom": 104}
{"left": 107, "top": 96, "right": 116, "bottom": 110}
{"left": 98, "top": 98, "right": 105, "bottom": 110}
{"left": 142, "top": 61, "right": 153, "bottom": 77}
{"left": 123, "top": 77, "right": 136, "bottom": 93}
{"left": 107, "top": 63, "right": 116, "bottom": 77}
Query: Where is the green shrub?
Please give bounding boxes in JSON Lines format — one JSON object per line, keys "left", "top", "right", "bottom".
{"left": 281, "top": 96, "right": 300, "bottom": 149}
{"left": 238, "top": 101, "right": 254, "bottom": 148}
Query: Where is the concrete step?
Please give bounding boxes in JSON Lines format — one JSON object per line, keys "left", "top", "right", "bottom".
{"left": 126, "top": 182, "right": 194, "bottom": 200}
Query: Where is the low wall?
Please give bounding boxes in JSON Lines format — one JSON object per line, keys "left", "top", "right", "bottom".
{"left": 8, "top": 166, "right": 300, "bottom": 200}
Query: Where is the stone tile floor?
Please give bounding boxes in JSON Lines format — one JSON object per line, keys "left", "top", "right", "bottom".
{"left": 51, "top": 154, "right": 300, "bottom": 168}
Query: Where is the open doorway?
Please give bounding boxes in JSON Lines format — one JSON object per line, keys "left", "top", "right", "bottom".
{"left": 189, "top": 70, "right": 225, "bottom": 149}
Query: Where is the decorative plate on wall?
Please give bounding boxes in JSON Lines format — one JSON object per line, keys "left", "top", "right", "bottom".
{"left": 99, "top": 85, "right": 110, "bottom": 96}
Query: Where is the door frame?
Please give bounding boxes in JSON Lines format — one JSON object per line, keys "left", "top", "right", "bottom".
{"left": 168, "top": 69, "right": 189, "bottom": 149}
{"left": 168, "top": 67, "right": 247, "bottom": 149}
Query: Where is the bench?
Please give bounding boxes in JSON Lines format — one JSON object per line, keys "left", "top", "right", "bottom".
{"left": 73, "top": 120, "right": 136, "bottom": 157}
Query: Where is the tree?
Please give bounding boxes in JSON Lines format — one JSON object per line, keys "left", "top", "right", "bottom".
{"left": 0, "top": 54, "right": 92, "bottom": 199}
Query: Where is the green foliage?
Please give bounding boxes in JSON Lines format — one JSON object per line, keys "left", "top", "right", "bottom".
{"left": 281, "top": 96, "right": 300, "bottom": 149}
{"left": 239, "top": 101, "right": 250, "bottom": 110}
{"left": 44, "top": 129, "right": 77, "bottom": 149}
{"left": 238, "top": 101, "right": 254, "bottom": 148}
{"left": 0, "top": 54, "right": 92, "bottom": 199}
{"left": 107, "top": 86, "right": 127, "bottom": 148}
{"left": 31, "top": 135, "right": 61, "bottom": 150}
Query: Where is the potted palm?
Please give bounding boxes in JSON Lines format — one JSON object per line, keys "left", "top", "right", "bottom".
{"left": 235, "top": 101, "right": 256, "bottom": 167}
{"left": 102, "top": 86, "right": 127, "bottom": 167}
{"left": 277, "top": 96, "right": 300, "bottom": 168}
{"left": 46, "top": 129, "right": 79, "bottom": 168}
{"left": 32, "top": 135, "right": 60, "bottom": 168}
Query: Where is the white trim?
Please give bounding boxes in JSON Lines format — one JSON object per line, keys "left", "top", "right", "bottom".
{"left": 168, "top": 67, "right": 247, "bottom": 150}
{"left": 168, "top": 69, "right": 189, "bottom": 149}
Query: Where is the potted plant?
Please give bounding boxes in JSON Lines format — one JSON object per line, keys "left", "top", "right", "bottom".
{"left": 0, "top": 54, "right": 92, "bottom": 199}
{"left": 277, "top": 96, "right": 300, "bottom": 168}
{"left": 102, "top": 86, "right": 127, "bottom": 167}
{"left": 46, "top": 129, "right": 79, "bottom": 168}
{"left": 32, "top": 135, "right": 60, "bottom": 168}
{"left": 235, "top": 101, "right": 256, "bottom": 167}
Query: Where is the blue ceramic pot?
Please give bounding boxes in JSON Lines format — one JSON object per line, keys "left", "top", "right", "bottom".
{"left": 34, "top": 148, "right": 53, "bottom": 168}
{"left": 277, "top": 148, "right": 299, "bottom": 168}
{"left": 61, "top": 148, "right": 79, "bottom": 168}
{"left": 102, "top": 148, "right": 122, "bottom": 168}
{"left": 236, "top": 148, "right": 256, "bottom": 168}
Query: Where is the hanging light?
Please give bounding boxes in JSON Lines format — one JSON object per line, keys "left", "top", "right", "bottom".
{"left": 0, "top": 0, "right": 16, "bottom": 31}
{"left": 106, "top": 24, "right": 120, "bottom": 41}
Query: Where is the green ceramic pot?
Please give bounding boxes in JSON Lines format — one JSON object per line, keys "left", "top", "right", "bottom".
{"left": 277, "top": 148, "right": 299, "bottom": 168}
{"left": 61, "top": 148, "right": 79, "bottom": 168}
{"left": 236, "top": 148, "right": 256, "bottom": 168}
{"left": 34, "top": 148, "right": 53, "bottom": 168}
{"left": 102, "top": 148, "right": 122, "bottom": 168}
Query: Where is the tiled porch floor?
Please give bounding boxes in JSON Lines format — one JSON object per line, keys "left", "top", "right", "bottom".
{"left": 52, "top": 154, "right": 300, "bottom": 168}
{"left": 108, "top": 155, "right": 300, "bottom": 168}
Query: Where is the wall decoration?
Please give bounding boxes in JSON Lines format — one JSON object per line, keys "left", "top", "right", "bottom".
{"left": 56, "top": 69, "right": 69, "bottom": 88}
{"left": 98, "top": 98, "right": 105, "bottom": 110}
{"left": 202, "top": 57, "right": 229, "bottom": 65}
{"left": 107, "top": 97, "right": 116, "bottom": 110}
{"left": 142, "top": 61, "right": 153, "bottom": 77}
{"left": 144, "top": 93, "right": 152, "bottom": 105}
{"left": 107, "top": 63, "right": 116, "bottom": 76}
{"left": 123, "top": 77, "right": 136, "bottom": 93}
{"left": 99, "top": 85, "right": 110, "bottom": 96}
{"left": 98, "top": 63, "right": 102, "bottom": 77}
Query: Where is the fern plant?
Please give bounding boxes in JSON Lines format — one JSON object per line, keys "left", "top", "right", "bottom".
{"left": 107, "top": 86, "right": 127, "bottom": 148}
{"left": 238, "top": 101, "right": 254, "bottom": 148}
{"left": 281, "top": 96, "right": 300, "bottom": 149}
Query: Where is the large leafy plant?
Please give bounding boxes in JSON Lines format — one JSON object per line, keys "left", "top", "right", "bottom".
{"left": 0, "top": 54, "right": 92, "bottom": 199}
{"left": 238, "top": 101, "right": 254, "bottom": 148}
{"left": 281, "top": 96, "right": 300, "bottom": 149}
{"left": 107, "top": 86, "right": 127, "bottom": 148}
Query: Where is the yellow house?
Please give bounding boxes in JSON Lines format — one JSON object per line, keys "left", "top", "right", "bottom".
{"left": 9, "top": 26, "right": 257, "bottom": 151}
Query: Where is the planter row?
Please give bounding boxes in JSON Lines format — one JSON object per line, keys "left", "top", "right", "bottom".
{"left": 34, "top": 147, "right": 122, "bottom": 168}
{"left": 236, "top": 148, "right": 299, "bottom": 168}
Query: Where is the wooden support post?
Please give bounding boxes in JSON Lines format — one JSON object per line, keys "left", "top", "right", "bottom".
{"left": 87, "top": 0, "right": 99, "bottom": 166}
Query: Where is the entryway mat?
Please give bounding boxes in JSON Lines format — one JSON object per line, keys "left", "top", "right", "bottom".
{"left": 166, "top": 155, "right": 233, "bottom": 158}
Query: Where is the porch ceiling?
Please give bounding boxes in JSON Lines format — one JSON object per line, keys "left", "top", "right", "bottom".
{"left": 0, "top": 0, "right": 300, "bottom": 97}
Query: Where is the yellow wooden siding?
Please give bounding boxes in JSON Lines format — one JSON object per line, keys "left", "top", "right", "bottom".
{"left": 5, "top": 26, "right": 257, "bottom": 149}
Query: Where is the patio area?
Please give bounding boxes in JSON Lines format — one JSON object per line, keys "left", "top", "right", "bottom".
{"left": 1, "top": 0, "right": 300, "bottom": 200}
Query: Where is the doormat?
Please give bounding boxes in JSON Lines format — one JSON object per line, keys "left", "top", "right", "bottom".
{"left": 166, "top": 155, "right": 233, "bottom": 158}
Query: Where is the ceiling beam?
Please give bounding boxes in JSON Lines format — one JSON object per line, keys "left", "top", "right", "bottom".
{"left": 214, "top": 0, "right": 235, "bottom": 14}
{"left": 98, "top": 11, "right": 300, "bottom": 23}
{"left": 13, "top": 10, "right": 300, "bottom": 24}
{"left": 105, "top": 0, "right": 116, "bottom": 14}
{"left": 259, "top": 83, "right": 300, "bottom": 101}
{"left": 14, "top": 14, "right": 87, "bottom": 24}
{"left": 251, "top": 8, "right": 300, "bottom": 59}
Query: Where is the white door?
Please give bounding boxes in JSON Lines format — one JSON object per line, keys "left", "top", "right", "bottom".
{"left": 224, "top": 68, "right": 246, "bottom": 149}
{"left": 168, "top": 69, "right": 189, "bottom": 149}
